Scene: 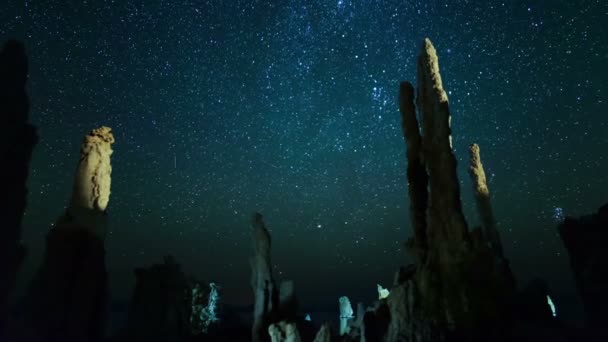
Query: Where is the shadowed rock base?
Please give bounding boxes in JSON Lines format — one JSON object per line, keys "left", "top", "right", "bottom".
{"left": 560, "top": 204, "right": 608, "bottom": 340}
{"left": 23, "top": 127, "right": 114, "bottom": 342}
{"left": 251, "top": 213, "right": 279, "bottom": 342}
{"left": 25, "top": 226, "right": 107, "bottom": 342}
{"left": 0, "top": 39, "right": 38, "bottom": 335}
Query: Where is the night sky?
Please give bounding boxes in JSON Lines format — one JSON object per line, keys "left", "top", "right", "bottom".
{"left": 2, "top": 0, "right": 607, "bottom": 317}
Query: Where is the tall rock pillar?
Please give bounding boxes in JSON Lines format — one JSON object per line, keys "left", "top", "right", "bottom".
{"left": 26, "top": 127, "right": 114, "bottom": 342}
{"left": 0, "top": 40, "right": 38, "bottom": 329}
{"left": 468, "top": 143, "right": 503, "bottom": 257}
{"left": 393, "top": 39, "right": 515, "bottom": 341}
{"left": 251, "top": 213, "right": 279, "bottom": 342}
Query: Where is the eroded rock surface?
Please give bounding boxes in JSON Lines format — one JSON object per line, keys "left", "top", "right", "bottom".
{"left": 25, "top": 127, "right": 114, "bottom": 342}
{"left": 389, "top": 38, "right": 515, "bottom": 341}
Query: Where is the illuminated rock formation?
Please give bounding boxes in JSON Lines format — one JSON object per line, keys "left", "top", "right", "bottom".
{"left": 56, "top": 126, "right": 114, "bottom": 238}
{"left": 391, "top": 38, "right": 515, "bottom": 341}
{"left": 384, "top": 282, "right": 415, "bottom": 341}
{"left": 338, "top": 296, "right": 354, "bottom": 336}
{"left": 468, "top": 143, "right": 503, "bottom": 256}
{"left": 0, "top": 39, "right": 38, "bottom": 328}
{"left": 25, "top": 127, "right": 114, "bottom": 342}
{"left": 190, "top": 281, "right": 221, "bottom": 334}
{"left": 251, "top": 212, "right": 279, "bottom": 342}
{"left": 377, "top": 284, "right": 390, "bottom": 300}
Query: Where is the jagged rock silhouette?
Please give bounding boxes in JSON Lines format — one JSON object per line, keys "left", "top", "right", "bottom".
{"left": 559, "top": 204, "right": 608, "bottom": 340}
{"left": 382, "top": 38, "right": 516, "bottom": 341}
{"left": 0, "top": 36, "right": 597, "bottom": 342}
{"left": 24, "top": 127, "right": 114, "bottom": 342}
{"left": 0, "top": 39, "right": 38, "bottom": 334}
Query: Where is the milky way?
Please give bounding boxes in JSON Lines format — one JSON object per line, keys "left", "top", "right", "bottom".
{"left": 2, "top": 1, "right": 607, "bottom": 311}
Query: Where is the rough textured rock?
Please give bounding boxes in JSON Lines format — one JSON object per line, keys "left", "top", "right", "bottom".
{"left": 379, "top": 271, "right": 437, "bottom": 342}
{"left": 399, "top": 81, "right": 428, "bottom": 264}
{"left": 468, "top": 143, "right": 503, "bottom": 256}
{"left": 190, "top": 281, "right": 221, "bottom": 335}
{"left": 251, "top": 212, "right": 279, "bottom": 342}
{"left": 0, "top": 39, "right": 38, "bottom": 330}
{"left": 394, "top": 38, "right": 515, "bottom": 341}
{"left": 121, "top": 256, "right": 192, "bottom": 342}
{"left": 58, "top": 126, "right": 114, "bottom": 239}
{"left": 415, "top": 39, "right": 468, "bottom": 246}
{"left": 338, "top": 296, "right": 354, "bottom": 336}
{"left": 384, "top": 281, "right": 414, "bottom": 341}
{"left": 24, "top": 127, "right": 114, "bottom": 342}
{"left": 312, "top": 323, "right": 331, "bottom": 342}
{"left": 559, "top": 204, "right": 608, "bottom": 338}
{"left": 268, "top": 321, "right": 301, "bottom": 342}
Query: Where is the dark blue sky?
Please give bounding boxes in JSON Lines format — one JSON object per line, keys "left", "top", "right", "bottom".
{"left": 2, "top": 0, "right": 607, "bottom": 314}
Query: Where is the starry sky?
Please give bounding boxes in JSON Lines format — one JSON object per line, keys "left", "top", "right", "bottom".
{"left": 2, "top": 0, "right": 607, "bottom": 317}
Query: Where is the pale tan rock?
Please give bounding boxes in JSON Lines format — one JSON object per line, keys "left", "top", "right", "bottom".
{"left": 55, "top": 126, "right": 114, "bottom": 239}
{"left": 24, "top": 126, "right": 114, "bottom": 342}
{"left": 391, "top": 38, "right": 515, "bottom": 341}
{"left": 71, "top": 126, "right": 114, "bottom": 212}
{"left": 0, "top": 39, "right": 38, "bottom": 325}
{"left": 416, "top": 38, "right": 468, "bottom": 246}
{"left": 468, "top": 143, "right": 503, "bottom": 256}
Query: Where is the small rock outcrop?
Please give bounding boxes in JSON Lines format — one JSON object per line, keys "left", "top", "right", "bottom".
{"left": 338, "top": 296, "right": 354, "bottom": 336}
{"left": 312, "top": 323, "right": 331, "bottom": 342}
{"left": 24, "top": 127, "right": 114, "bottom": 342}
{"left": 468, "top": 143, "right": 503, "bottom": 257}
{"left": 117, "top": 256, "right": 221, "bottom": 341}
{"left": 190, "top": 281, "right": 221, "bottom": 335}
{"left": 559, "top": 204, "right": 608, "bottom": 339}
{"left": 121, "top": 256, "right": 192, "bottom": 342}
{"left": 0, "top": 39, "right": 38, "bottom": 330}
{"left": 269, "top": 321, "right": 301, "bottom": 342}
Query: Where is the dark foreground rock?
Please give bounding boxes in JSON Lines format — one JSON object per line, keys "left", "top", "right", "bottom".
{"left": 560, "top": 204, "right": 608, "bottom": 340}
{"left": 0, "top": 39, "right": 38, "bottom": 335}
